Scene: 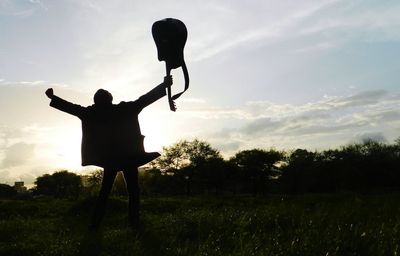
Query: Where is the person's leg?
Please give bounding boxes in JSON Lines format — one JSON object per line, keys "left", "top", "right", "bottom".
{"left": 90, "top": 168, "right": 117, "bottom": 230}
{"left": 122, "top": 169, "right": 140, "bottom": 228}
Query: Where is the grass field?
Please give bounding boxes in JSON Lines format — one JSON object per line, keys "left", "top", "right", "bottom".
{"left": 1, "top": 193, "right": 400, "bottom": 256}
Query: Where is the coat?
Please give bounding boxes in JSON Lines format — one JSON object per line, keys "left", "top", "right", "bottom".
{"left": 50, "top": 84, "right": 166, "bottom": 169}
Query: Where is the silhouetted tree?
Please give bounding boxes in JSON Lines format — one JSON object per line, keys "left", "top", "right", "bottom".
{"left": 337, "top": 140, "right": 400, "bottom": 190}
{"left": 0, "top": 184, "right": 17, "bottom": 198}
{"left": 194, "top": 156, "right": 228, "bottom": 195}
{"left": 152, "top": 139, "right": 221, "bottom": 170}
{"left": 151, "top": 140, "right": 190, "bottom": 174}
{"left": 280, "top": 149, "right": 320, "bottom": 193}
{"left": 279, "top": 138, "right": 400, "bottom": 193}
{"left": 34, "top": 174, "right": 53, "bottom": 196}
{"left": 34, "top": 170, "right": 82, "bottom": 198}
{"left": 230, "top": 149, "right": 284, "bottom": 195}
{"left": 140, "top": 168, "right": 162, "bottom": 195}
{"left": 84, "top": 169, "right": 103, "bottom": 195}
{"left": 135, "top": 138, "right": 400, "bottom": 195}
{"left": 150, "top": 139, "right": 225, "bottom": 194}
{"left": 87, "top": 170, "right": 103, "bottom": 187}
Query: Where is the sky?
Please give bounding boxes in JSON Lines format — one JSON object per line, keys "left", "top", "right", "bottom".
{"left": 1, "top": 0, "right": 400, "bottom": 186}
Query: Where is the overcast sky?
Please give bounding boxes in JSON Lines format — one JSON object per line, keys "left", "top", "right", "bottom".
{"left": 1, "top": 0, "right": 400, "bottom": 185}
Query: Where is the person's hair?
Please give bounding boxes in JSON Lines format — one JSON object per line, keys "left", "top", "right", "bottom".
{"left": 94, "top": 89, "right": 113, "bottom": 105}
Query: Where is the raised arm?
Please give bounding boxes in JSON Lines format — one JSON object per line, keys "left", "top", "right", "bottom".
{"left": 46, "top": 88, "right": 85, "bottom": 118}
{"left": 134, "top": 76, "right": 173, "bottom": 111}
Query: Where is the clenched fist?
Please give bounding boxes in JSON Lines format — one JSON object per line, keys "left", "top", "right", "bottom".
{"left": 45, "top": 88, "right": 54, "bottom": 99}
{"left": 163, "top": 75, "right": 173, "bottom": 88}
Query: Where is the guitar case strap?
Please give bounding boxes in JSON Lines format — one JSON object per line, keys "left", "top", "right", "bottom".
{"left": 171, "top": 61, "right": 189, "bottom": 101}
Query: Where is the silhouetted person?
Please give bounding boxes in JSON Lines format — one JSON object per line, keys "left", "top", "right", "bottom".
{"left": 45, "top": 76, "right": 172, "bottom": 230}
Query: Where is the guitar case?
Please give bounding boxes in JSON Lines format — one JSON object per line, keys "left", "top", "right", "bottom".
{"left": 152, "top": 18, "right": 189, "bottom": 111}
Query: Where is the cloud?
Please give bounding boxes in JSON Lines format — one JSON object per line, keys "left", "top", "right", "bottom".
{"left": 242, "top": 118, "right": 284, "bottom": 135}
{"left": 18, "top": 80, "right": 46, "bottom": 86}
{"left": 0, "top": 170, "right": 12, "bottom": 185}
{"left": 355, "top": 109, "right": 400, "bottom": 125}
{"left": 0, "top": 80, "right": 48, "bottom": 87}
{"left": 0, "top": 125, "right": 22, "bottom": 145}
{"left": 214, "top": 141, "right": 242, "bottom": 153}
{"left": 152, "top": 89, "right": 399, "bottom": 154}
{"left": 297, "top": 2, "right": 400, "bottom": 42}
{"left": 191, "top": 0, "right": 341, "bottom": 61}
{"left": 183, "top": 90, "right": 400, "bottom": 151}
{"left": 326, "top": 90, "right": 387, "bottom": 108}
{"left": 186, "top": 0, "right": 400, "bottom": 61}
{"left": 28, "top": 0, "right": 47, "bottom": 10}
{"left": 0, "top": 167, "right": 49, "bottom": 187}
{"left": 183, "top": 90, "right": 392, "bottom": 120}
{"left": 1, "top": 142, "right": 35, "bottom": 168}
{"left": 0, "top": 0, "right": 47, "bottom": 17}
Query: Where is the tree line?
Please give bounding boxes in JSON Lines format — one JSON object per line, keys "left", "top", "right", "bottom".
{"left": 1, "top": 138, "right": 399, "bottom": 199}
{"left": 141, "top": 138, "right": 400, "bottom": 195}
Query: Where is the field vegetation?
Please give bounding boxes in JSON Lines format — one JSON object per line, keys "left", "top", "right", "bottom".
{"left": 1, "top": 194, "right": 400, "bottom": 256}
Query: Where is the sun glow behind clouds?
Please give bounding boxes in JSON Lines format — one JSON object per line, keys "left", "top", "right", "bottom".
{"left": 48, "top": 126, "right": 82, "bottom": 171}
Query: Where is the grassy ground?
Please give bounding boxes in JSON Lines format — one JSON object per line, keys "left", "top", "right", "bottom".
{"left": 0, "top": 193, "right": 400, "bottom": 256}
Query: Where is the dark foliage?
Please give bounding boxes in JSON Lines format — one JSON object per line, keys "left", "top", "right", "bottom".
{"left": 0, "top": 184, "right": 17, "bottom": 199}
{"left": 33, "top": 170, "right": 82, "bottom": 198}
{"left": 29, "top": 138, "right": 400, "bottom": 197}
{"left": 229, "top": 149, "right": 284, "bottom": 195}
{"left": 279, "top": 140, "right": 400, "bottom": 193}
{"left": 141, "top": 138, "right": 400, "bottom": 195}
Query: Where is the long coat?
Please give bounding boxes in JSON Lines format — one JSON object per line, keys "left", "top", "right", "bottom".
{"left": 50, "top": 84, "right": 166, "bottom": 169}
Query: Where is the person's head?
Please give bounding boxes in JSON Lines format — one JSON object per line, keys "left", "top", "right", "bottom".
{"left": 94, "top": 89, "right": 113, "bottom": 105}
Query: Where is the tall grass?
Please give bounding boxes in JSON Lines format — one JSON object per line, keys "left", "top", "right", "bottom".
{"left": 1, "top": 194, "right": 399, "bottom": 255}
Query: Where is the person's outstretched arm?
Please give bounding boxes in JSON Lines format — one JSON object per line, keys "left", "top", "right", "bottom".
{"left": 134, "top": 75, "right": 173, "bottom": 111}
{"left": 46, "top": 88, "right": 85, "bottom": 118}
